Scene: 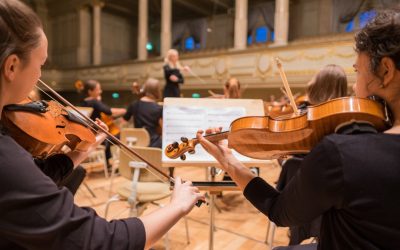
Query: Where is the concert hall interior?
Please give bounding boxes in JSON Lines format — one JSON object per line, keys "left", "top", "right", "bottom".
{"left": 2, "top": 0, "right": 400, "bottom": 249}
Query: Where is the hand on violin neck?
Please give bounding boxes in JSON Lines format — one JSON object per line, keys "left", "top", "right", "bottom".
{"left": 196, "top": 127, "right": 235, "bottom": 170}
{"left": 170, "top": 176, "right": 205, "bottom": 215}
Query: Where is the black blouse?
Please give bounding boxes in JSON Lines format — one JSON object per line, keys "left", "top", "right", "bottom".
{"left": 244, "top": 133, "right": 400, "bottom": 249}
{"left": 0, "top": 131, "right": 146, "bottom": 250}
{"left": 123, "top": 100, "right": 163, "bottom": 148}
{"left": 81, "top": 99, "right": 112, "bottom": 121}
{"left": 163, "top": 65, "right": 184, "bottom": 98}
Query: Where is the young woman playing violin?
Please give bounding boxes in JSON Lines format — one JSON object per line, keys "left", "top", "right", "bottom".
{"left": 224, "top": 77, "right": 241, "bottom": 99}
{"left": 79, "top": 79, "right": 126, "bottom": 122}
{"left": 197, "top": 9, "right": 400, "bottom": 249}
{"left": 0, "top": 1, "right": 203, "bottom": 249}
{"left": 78, "top": 79, "right": 127, "bottom": 165}
{"left": 123, "top": 78, "right": 163, "bottom": 148}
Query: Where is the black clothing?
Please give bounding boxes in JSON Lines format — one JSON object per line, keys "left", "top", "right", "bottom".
{"left": 276, "top": 156, "right": 320, "bottom": 245}
{"left": 60, "top": 165, "right": 87, "bottom": 195}
{"left": 0, "top": 130, "right": 146, "bottom": 250}
{"left": 123, "top": 100, "right": 163, "bottom": 148}
{"left": 163, "top": 65, "right": 184, "bottom": 98}
{"left": 81, "top": 98, "right": 114, "bottom": 164}
{"left": 81, "top": 99, "right": 112, "bottom": 121}
{"left": 34, "top": 154, "right": 74, "bottom": 186}
{"left": 244, "top": 133, "right": 400, "bottom": 250}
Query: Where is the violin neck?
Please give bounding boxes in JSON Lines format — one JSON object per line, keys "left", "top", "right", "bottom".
{"left": 202, "top": 131, "right": 229, "bottom": 142}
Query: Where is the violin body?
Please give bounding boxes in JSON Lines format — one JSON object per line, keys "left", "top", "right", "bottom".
{"left": 165, "top": 97, "right": 389, "bottom": 160}
{"left": 230, "top": 97, "right": 388, "bottom": 159}
{"left": 2, "top": 99, "right": 96, "bottom": 159}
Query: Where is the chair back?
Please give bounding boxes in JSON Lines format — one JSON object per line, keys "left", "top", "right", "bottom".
{"left": 120, "top": 128, "right": 150, "bottom": 147}
{"left": 66, "top": 106, "right": 94, "bottom": 119}
{"left": 81, "top": 145, "right": 108, "bottom": 177}
{"left": 119, "top": 146, "right": 167, "bottom": 182}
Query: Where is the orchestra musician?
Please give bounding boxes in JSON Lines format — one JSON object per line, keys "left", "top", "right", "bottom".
{"left": 78, "top": 79, "right": 126, "bottom": 123}
{"left": 0, "top": 1, "right": 203, "bottom": 249}
{"left": 123, "top": 78, "right": 163, "bottom": 148}
{"left": 197, "top": 8, "right": 400, "bottom": 249}
{"left": 276, "top": 64, "right": 348, "bottom": 245}
{"left": 27, "top": 84, "right": 107, "bottom": 196}
{"left": 78, "top": 79, "right": 126, "bottom": 166}
{"left": 207, "top": 77, "right": 241, "bottom": 99}
{"left": 224, "top": 77, "right": 241, "bottom": 99}
{"left": 163, "top": 49, "right": 189, "bottom": 98}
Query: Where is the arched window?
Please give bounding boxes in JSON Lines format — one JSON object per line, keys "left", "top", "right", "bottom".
{"left": 359, "top": 10, "right": 376, "bottom": 28}
{"left": 345, "top": 20, "right": 354, "bottom": 32}
{"left": 345, "top": 10, "right": 376, "bottom": 33}
{"left": 255, "top": 26, "right": 268, "bottom": 43}
{"left": 248, "top": 25, "right": 274, "bottom": 45}
{"left": 184, "top": 36, "right": 195, "bottom": 51}
{"left": 247, "top": 35, "right": 253, "bottom": 45}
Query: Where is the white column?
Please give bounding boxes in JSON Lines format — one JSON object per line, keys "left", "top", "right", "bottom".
{"left": 273, "top": 0, "right": 289, "bottom": 46}
{"left": 77, "top": 6, "right": 91, "bottom": 66}
{"left": 35, "top": 0, "right": 52, "bottom": 63}
{"left": 138, "top": 0, "right": 148, "bottom": 60}
{"left": 161, "top": 0, "right": 172, "bottom": 57}
{"left": 234, "top": 0, "right": 248, "bottom": 50}
{"left": 93, "top": 1, "right": 104, "bottom": 65}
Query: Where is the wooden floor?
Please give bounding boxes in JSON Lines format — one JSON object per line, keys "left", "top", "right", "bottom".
{"left": 75, "top": 161, "right": 293, "bottom": 250}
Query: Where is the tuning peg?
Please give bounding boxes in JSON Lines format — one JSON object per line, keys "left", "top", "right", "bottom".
{"left": 180, "top": 154, "right": 186, "bottom": 161}
{"left": 171, "top": 141, "right": 179, "bottom": 149}
{"left": 188, "top": 150, "right": 195, "bottom": 154}
{"left": 165, "top": 145, "right": 174, "bottom": 153}
{"left": 181, "top": 137, "right": 188, "bottom": 143}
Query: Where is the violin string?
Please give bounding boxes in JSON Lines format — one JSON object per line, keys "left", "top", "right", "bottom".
{"left": 35, "top": 80, "right": 172, "bottom": 184}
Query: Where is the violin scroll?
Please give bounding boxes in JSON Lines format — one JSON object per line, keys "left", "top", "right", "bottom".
{"left": 165, "top": 137, "right": 198, "bottom": 161}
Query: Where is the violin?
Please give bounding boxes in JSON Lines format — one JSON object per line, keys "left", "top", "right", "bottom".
{"left": 165, "top": 96, "right": 390, "bottom": 160}
{"left": 2, "top": 98, "right": 96, "bottom": 159}
{"left": 30, "top": 79, "right": 205, "bottom": 207}
{"left": 100, "top": 112, "right": 120, "bottom": 136}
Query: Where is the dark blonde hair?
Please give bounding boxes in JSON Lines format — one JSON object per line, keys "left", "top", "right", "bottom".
{"left": 224, "top": 77, "right": 241, "bottom": 99}
{"left": 80, "top": 79, "right": 99, "bottom": 97}
{"left": 0, "top": 0, "right": 43, "bottom": 72}
{"left": 306, "top": 64, "right": 348, "bottom": 105}
{"left": 143, "top": 78, "right": 161, "bottom": 100}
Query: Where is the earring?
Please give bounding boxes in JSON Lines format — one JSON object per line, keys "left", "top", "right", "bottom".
{"left": 379, "top": 84, "right": 385, "bottom": 89}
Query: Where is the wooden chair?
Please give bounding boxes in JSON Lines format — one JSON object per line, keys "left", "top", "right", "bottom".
{"left": 80, "top": 145, "right": 109, "bottom": 178}
{"left": 120, "top": 128, "right": 150, "bottom": 147}
{"left": 104, "top": 146, "right": 190, "bottom": 248}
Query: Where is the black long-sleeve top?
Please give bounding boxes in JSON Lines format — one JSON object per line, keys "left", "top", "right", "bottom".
{"left": 163, "top": 65, "right": 184, "bottom": 98}
{"left": 244, "top": 133, "right": 400, "bottom": 249}
{"left": 0, "top": 128, "right": 146, "bottom": 250}
{"left": 81, "top": 99, "right": 112, "bottom": 121}
{"left": 123, "top": 100, "right": 163, "bottom": 148}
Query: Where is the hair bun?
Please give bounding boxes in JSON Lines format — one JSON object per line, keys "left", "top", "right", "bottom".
{"left": 74, "top": 80, "right": 84, "bottom": 92}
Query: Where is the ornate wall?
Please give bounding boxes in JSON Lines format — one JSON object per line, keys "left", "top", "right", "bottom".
{"left": 42, "top": 33, "right": 357, "bottom": 92}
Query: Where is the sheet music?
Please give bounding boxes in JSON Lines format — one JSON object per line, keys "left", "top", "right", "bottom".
{"left": 162, "top": 105, "right": 258, "bottom": 162}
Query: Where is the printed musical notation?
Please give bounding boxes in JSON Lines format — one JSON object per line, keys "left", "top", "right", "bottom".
{"left": 162, "top": 105, "right": 255, "bottom": 162}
